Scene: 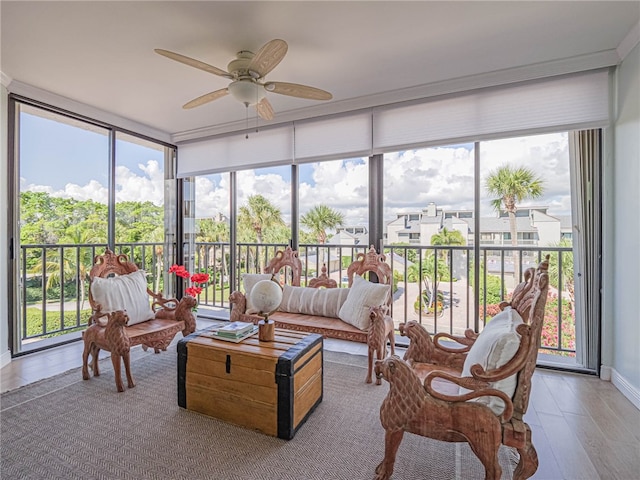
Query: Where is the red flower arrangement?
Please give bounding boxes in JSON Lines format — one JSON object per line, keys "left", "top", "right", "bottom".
{"left": 168, "top": 264, "right": 210, "bottom": 298}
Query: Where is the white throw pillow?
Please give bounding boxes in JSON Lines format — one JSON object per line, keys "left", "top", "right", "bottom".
{"left": 90, "top": 270, "right": 155, "bottom": 326}
{"left": 279, "top": 285, "right": 350, "bottom": 318}
{"left": 242, "top": 274, "right": 274, "bottom": 314}
{"left": 338, "top": 274, "right": 390, "bottom": 331}
{"left": 459, "top": 306, "right": 524, "bottom": 414}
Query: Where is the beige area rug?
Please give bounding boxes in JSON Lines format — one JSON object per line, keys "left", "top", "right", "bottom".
{"left": 1, "top": 346, "right": 517, "bottom": 479}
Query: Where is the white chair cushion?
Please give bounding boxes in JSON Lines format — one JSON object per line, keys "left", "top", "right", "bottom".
{"left": 90, "top": 270, "right": 155, "bottom": 326}
{"left": 279, "top": 285, "right": 350, "bottom": 318}
{"left": 242, "top": 274, "right": 274, "bottom": 314}
{"left": 459, "top": 306, "right": 524, "bottom": 414}
{"left": 338, "top": 274, "right": 390, "bottom": 331}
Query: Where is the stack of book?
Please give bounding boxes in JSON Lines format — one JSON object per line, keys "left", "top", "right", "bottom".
{"left": 216, "top": 321, "right": 255, "bottom": 338}
{"left": 204, "top": 321, "right": 258, "bottom": 343}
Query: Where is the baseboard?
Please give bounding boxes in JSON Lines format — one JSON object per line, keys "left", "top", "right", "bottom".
{"left": 607, "top": 367, "right": 640, "bottom": 410}
{"left": 0, "top": 349, "right": 11, "bottom": 369}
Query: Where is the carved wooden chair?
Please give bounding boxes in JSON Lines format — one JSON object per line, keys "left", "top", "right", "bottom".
{"left": 263, "top": 246, "right": 302, "bottom": 286}
{"left": 346, "top": 245, "right": 393, "bottom": 292}
{"left": 83, "top": 248, "right": 196, "bottom": 391}
{"left": 374, "top": 256, "right": 550, "bottom": 480}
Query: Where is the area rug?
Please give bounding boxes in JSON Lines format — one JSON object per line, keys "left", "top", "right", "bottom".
{"left": 1, "top": 346, "right": 517, "bottom": 479}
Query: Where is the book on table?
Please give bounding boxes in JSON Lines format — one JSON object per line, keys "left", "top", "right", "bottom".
{"left": 216, "top": 321, "right": 254, "bottom": 338}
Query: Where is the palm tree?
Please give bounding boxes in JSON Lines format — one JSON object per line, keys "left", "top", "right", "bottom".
{"left": 407, "top": 251, "right": 450, "bottom": 310}
{"left": 300, "top": 204, "right": 345, "bottom": 244}
{"left": 485, "top": 165, "right": 544, "bottom": 280}
{"left": 301, "top": 204, "right": 345, "bottom": 271}
{"left": 238, "top": 195, "right": 285, "bottom": 271}
{"left": 430, "top": 227, "right": 466, "bottom": 262}
{"left": 29, "top": 226, "right": 99, "bottom": 310}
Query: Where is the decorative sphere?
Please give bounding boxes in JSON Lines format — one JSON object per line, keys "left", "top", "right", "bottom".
{"left": 250, "top": 279, "right": 283, "bottom": 314}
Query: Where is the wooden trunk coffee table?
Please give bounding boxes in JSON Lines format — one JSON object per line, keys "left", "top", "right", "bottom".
{"left": 177, "top": 327, "right": 323, "bottom": 440}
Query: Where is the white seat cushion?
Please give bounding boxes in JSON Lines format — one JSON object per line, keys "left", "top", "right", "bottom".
{"left": 90, "top": 270, "right": 155, "bottom": 326}
{"left": 338, "top": 274, "right": 390, "bottom": 331}
{"left": 279, "top": 285, "right": 350, "bottom": 318}
{"left": 459, "top": 306, "right": 524, "bottom": 414}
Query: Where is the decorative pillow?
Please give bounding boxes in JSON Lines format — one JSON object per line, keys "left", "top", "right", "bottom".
{"left": 459, "top": 306, "right": 524, "bottom": 414}
{"left": 279, "top": 285, "right": 350, "bottom": 318}
{"left": 90, "top": 270, "right": 155, "bottom": 326}
{"left": 338, "top": 274, "right": 390, "bottom": 331}
{"left": 242, "top": 274, "right": 274, "bottom": 314}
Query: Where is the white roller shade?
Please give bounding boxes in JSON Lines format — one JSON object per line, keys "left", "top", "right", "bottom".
{"left": 177, "top": 124, "right": 294, "bottom": 177}
{"left": 373, "top": 69, "right": 610, "bottom": 152}
{"left": 294, "top": 111, "right": 372, "bottom": 163}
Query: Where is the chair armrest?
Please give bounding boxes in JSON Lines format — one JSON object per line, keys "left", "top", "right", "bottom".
{"left": 149, "top": 290, "right": 179, "bottom": 313}
{"left": 433, "top": 329, "right": 477, "bottom": 352}
{"left": 229, "top": 290, "right": 248, "bottom": 321}
{"left": 424, "top": 370, "right": 514, "bottom": 422}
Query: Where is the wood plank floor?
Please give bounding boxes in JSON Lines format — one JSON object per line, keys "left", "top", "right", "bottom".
{"left": 2, "top": 324, "right": 639, "bottom": 479}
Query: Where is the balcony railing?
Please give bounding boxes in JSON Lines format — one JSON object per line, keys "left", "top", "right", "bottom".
{"left": 19, "top": 242, "right": 575, "bottom": 358}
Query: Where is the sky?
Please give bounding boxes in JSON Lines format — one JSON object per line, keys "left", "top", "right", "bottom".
{"left": 19, "top": 109, "right": 572, "bottom": 228}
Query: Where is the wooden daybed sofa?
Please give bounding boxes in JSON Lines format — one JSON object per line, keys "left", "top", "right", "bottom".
{"left": 229, "top": 246, "right": 393, "bottom": 344}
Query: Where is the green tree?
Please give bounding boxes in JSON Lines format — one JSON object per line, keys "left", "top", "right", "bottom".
{"left": 430, "top": 227, "right": 466, "bottom": 247}
{"left": 407, "top": 251, "right": 450, "bottom": 309}
{"left": 300, "top": 205, "right": 345, "bottom": 244}
{"left": 546, "top": 238, "right": 575, "bottom": 310}
{"left": 238, "top": 195, "right": 285, "bottom": 271}
{"left": 485, "top": 165, "right": 544, "bottom": 280}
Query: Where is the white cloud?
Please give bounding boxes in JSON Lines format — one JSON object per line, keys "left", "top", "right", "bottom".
{"left": 22, "top": 160, "right": 165, "bottom": 206}
{"left": 22, "top": 133, "right": 572, "bottom": 228}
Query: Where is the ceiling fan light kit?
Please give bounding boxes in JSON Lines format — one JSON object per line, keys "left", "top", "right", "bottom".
{"left": 155, "top": 39, "right": 332, "bottom": 120}
{"left": 227, "top": 80, "right": 265, "bottom": 106}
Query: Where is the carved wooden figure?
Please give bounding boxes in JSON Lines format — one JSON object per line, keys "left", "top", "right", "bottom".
{"left": 374, "top": 257, "right": 550, "bottom": 480}
{"left": 82, "top": 310, "right": 134, "bottom": 392}
{"left": 367, "top": 306, "right": 396, "bottom": 385}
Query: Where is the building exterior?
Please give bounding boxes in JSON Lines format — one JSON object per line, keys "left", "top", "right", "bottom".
{"left": 385, "top": 202, "right": 571, "bottom": 248}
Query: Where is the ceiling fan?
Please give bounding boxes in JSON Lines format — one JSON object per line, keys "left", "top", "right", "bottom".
{"left": 155, "top": 39, "right": 332, "bottom": 120}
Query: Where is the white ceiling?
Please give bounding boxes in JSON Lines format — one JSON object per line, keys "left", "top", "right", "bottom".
{"left": 2, "top": 1, "right": 639, "bottom": 141}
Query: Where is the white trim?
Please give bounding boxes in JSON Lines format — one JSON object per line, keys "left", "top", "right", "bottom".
{"left": 172, "top": 50, "right": 620, "bottom": 143}
{"left": 617, "top": 22, "right": 640, "bottom": 62}
{"left": 0, "top": 350, "right": 11, "bottom": 369}
{"left": 8, "top": 80, "right": 171, "bottom": 143}
{"left": 604, "top": 367, "right": 640, "bottom": 410}
{"left": 0, "top": 71, "right": 12, "bottom": 88}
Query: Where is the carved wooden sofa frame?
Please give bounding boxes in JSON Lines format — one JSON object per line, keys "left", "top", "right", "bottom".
{"left": 374, "top": 256, "right": 550, "bottom": 480}
{"left": 229, "top": 245, "right": 393, "bottom": 344}
{"left": 83, "top": 248, "right": 197, "bottom": 390}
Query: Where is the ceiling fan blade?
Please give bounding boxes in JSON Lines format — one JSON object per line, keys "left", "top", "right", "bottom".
{"left": 247, "top": 39, "right": 288, "bottom": 78}
{"left": 255, "top": 97, "right": 275, "bottom": 121}
{"left": 264, "top": 81, "right": 332, "bottom": 101}
{"left": 182, "top": 88, "right": 229, "bottom": 109}
{"left": 155, "top": 49, "right": 233, "bottom": 79}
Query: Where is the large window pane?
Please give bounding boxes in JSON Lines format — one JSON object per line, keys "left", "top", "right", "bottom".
{"left": 115, "top": 132, "right": 170, "bottom": 292}
{"left": 17, "top": 104, "right": 109, "bottom": 353}
{"left": 383, "top": 145, "right": 475, "bottom": 334}
{"left": 480, "top": 133, "right": 576, "bottom": 363}
{"left": 299, "top": 157, "right": 369, "bottom": 283}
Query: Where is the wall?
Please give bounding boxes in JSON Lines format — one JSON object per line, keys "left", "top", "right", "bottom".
{"left": 0, "top": 82, "right": 10, "bottom": 367}
{"left": 609, "top": 40, "right": 640, "bottom": 407}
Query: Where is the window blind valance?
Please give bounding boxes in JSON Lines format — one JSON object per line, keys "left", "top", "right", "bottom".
{"left": 177, "top": 124, "right": 294, "bottom": 177}
{"left": 293, "top": 111, "right": 372, "bottom": 163}
{"left": 372, "top": 69, "right": 610, "bottom": 152}
{"left": 177, "top": 69, "right": 610, "bottom": 177}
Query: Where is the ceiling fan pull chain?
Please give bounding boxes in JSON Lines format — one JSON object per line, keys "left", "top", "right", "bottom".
{"left": 245, "top": 103, "right": 250, "bottom": 139}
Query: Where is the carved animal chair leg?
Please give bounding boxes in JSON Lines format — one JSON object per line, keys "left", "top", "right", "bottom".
{"left": 514, "top": 428, "right": 539, "bottom": 480}
{"left": 374, "top": 429, "right": 405, "bottom": 480}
